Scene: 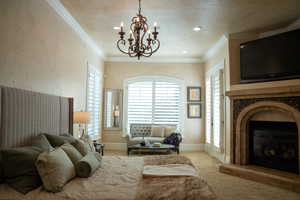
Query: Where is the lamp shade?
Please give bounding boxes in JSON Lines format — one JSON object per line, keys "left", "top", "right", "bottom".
{"left": 73, "top": 112, "right": 90, "bottom": 124}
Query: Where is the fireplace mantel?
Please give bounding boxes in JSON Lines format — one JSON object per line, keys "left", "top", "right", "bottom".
{"left": 220, "top": 83, "right": 300, "bottom": 192}
{"left": 226, "top": 84, "right": 300, "bottom": 99}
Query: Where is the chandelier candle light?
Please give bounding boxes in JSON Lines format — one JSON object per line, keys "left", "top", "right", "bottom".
{"left": 117, "top": 0, "right": 160, "bottom": 59}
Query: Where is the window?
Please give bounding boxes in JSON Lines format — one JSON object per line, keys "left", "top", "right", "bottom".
{"left": 205, "top": 69, "right": 224, "bottom": 150}
{"left": 125, "top": 77, "right": 183, "bottom": 132}
{"left": 86, "top": 64, "right": 101, "bottom": 139}
{"left": 205, "top": 78, "right": 212, "bottom": 144}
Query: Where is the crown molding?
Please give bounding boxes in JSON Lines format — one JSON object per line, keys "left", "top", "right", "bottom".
{"left": 45, "top": 0, "right": 106, "bottom": 58}
{"left": 202, "top": 35, "right": 228, "bottom": 61}
{"left": 259, "top": 18, "right": 300, "bottom": 39}
{"left": 105, "top": 56, "right": 204, "bottom": 64}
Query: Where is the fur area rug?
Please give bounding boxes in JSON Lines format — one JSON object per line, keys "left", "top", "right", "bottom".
{"left": 136, "top": 155, "right": 217, "bottom": 200}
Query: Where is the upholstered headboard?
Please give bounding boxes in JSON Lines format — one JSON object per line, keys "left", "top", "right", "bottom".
{"left": 0, "top": 86, "right": 74, "bottom": 148}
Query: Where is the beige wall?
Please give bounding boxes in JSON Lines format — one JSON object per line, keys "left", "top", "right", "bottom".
{"left": 0, "top": 0, "right": 104, "bottom": 137}
{"left": 103, "top": 61, "right": 205, "bottom": 145}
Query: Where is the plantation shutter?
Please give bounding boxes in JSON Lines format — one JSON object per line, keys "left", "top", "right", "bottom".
{"left": 127, "top": 81, "right": 153, "bottom": 129}
{"left": 86, "top": 65, "right": 101, "bottom": 139}
{"left": 212, "top": 69, "right": 224, "bottom": 149}
{"left": 105, "top": 91, "right": 113, "bottom": 128}
{"left": 127, "top": 79, "right": 182, "bottom": 132}
{"left": 154, "top": 81, "right": 181, "bottom": 126}
{"left": 205, "top": 78, "right": 212, "bottom": 144}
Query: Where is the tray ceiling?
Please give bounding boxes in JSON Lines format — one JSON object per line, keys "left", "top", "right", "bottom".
{"left": 61, "top": 0, "right": 300, "bottom": 59}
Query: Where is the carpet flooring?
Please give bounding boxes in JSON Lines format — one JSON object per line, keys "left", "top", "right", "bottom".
{"left": 105, "top": 150, "right": 300, "bottom": 200}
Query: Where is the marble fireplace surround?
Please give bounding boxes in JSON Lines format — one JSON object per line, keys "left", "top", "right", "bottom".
{"left": 220, "top": 85, "right": 300, "bottom": 192}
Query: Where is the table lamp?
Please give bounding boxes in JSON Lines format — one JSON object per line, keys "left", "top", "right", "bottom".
{"left": 73, "top": 111, "right": 90, "bottom": 139}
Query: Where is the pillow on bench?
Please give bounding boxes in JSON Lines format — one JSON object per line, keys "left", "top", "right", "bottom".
{"left": 164, "top": 126, "right": 177, "bottom": 137}
{"left": 151, "top": 126, "right": 165, "bottom": 137}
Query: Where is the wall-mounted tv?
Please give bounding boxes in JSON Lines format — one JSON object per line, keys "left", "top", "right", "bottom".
{"left": 240, "top": 29, "right": 300, "bottom": 83}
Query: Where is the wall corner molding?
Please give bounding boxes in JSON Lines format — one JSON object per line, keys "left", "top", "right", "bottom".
{"left": 202, "top": 35, "right": 228, "bottom": 62}
{"left": 45, "top": 0, "right": 106, "bottom": 58}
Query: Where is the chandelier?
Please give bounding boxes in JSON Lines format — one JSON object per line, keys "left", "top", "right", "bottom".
{"left": 116, "top": 0, "right": 160, "bottom": 60}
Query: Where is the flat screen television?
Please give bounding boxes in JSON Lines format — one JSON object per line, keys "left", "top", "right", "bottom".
{"left": 240, "top": 28, "right": 300, "bottom": 83}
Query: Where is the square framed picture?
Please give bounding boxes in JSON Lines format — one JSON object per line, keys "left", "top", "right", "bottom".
{"left": 187, "top": 103, "right": 201, "bottom": 118}
{"left": 187, "top": 87, "right": 201, "bottom": 102}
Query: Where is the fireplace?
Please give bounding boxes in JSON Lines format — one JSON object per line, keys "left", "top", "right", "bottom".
{"left": 219, "top": 85, "right": 300, "bottom": 192}
{"left": 249, "top": 120, "right": 298, "bottom": 174}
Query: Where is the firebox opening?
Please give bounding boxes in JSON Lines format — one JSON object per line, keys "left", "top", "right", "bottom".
{"left": 249, "top": 120, "right": 299, "bottom": 174}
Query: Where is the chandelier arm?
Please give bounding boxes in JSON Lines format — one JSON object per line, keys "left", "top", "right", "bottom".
{"left": 130, "top": 22, "right": 136, "bottom": 37}
{"left": 141, "top": 43, "right": 153, "bottom": 56}
{"left": 143, "top": 46, "right": 153, "bottom": 58}
{"left": 128, "top": 44, "right": 138, "bottom": 57}
{"left": 117, "top": 39, "right": 130, "bottom": 54}
{"left": 140, "top": 22, "right": 148, "bottom": 45}
{"left": 151, "top": 39, "right": 160, "bottom": 53}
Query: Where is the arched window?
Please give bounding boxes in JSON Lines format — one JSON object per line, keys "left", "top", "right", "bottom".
{"left": 124, "top": 76, "right": 184, "bottom": 133}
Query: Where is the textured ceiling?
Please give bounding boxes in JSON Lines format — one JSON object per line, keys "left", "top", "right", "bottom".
{"left": 61, "top": 0, "right": 300, "bottom": 59}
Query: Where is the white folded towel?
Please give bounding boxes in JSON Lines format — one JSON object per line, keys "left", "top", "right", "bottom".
{"left": 143, "top": 164, "right": 198, "bottom": 177}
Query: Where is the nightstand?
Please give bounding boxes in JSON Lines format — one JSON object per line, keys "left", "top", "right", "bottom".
{"left": 93, "top": 142, "right": 105, "bottom": 156}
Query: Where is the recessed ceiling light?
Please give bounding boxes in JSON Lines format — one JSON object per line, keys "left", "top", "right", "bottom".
{"left": 113, "top": 26, "right": 120, "bottom": 30}
{"left": 182, "top": 50, "right": 188, "bottom": 54}
{"left": 193, "top": 26, "right": 202, "bottom": 32}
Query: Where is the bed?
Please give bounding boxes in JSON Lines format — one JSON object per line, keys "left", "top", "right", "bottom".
{"left": 0, "top": 86, "right": 216, "bottom": 200}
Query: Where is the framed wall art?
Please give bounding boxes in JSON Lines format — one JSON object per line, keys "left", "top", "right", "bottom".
{"left": 187, "top": 87, "right": 201, "bottom": 102}
{"left": 187, "top": 103, "right": 201, "bottom": 118}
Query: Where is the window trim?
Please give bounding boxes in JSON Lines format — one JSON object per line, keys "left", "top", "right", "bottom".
{"left": 123, "top": 76, "right": 185, "bottom": 135}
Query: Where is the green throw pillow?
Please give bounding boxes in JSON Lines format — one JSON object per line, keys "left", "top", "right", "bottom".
{"left": 1, "top": 146, "right": 43, "bottom": 194}
{"left": 35, "top": 147, "right": 76, "bottom": 193}
{"left": 61, "top": 143, "right": 83, "bottom": 165}
{"left": 44, "top": 134, "right": 76, "bottom": 147}
{"left": 75, "top": 152, "right": 102, "bottom": 178}
{"left": 71, "top": 139, "right": 93, "bottom": 156}
{"left": 31, "top": 134, "right": 54, "bottom": 152}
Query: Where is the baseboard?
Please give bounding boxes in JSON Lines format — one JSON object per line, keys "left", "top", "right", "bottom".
{"left": 103, "top": 143, "right": 204, "bottom": 152}
{"left": 180, "top": 144, "right": 205, "bottom": 152}
{"left": 103, "top": 143, "right": 127, "bottom": 151}
{"left": 204, "top": 144, "right": 225, "bottom": 162}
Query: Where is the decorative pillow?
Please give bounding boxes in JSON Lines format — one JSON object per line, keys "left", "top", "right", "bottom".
{"left": 71, "top": 139, "right": 93, "bottom": 156}
{"left": 75, "top": 152, "right": 102, "bottom": 178}
{"left": 164, "top": 126, "right": 177, "bottom": 137}
{"left": 1, "top": 146, "right": 43, "bottom": 194}
{"left": 61, "top": 143, "right": 83, "bottom": 165}
{"left": 151, "top": 126, "right": 165, "bottom": 137}
{"left": 35, "top": 148, "right": 76, "bottom": 193}
{"left": 31, "top": 134, "right": 54, "bottom": 152}
{"left": 44, "top": 134, "right": 76, "bottom": 147}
